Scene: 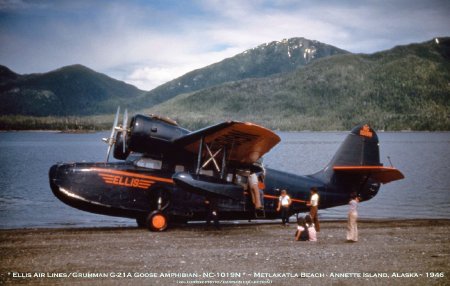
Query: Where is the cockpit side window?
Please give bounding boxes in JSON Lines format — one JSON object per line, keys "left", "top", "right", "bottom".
{"left": 175, "top": 165, "right": 185, "bottom": 172}
{"left": 135, "top": 158, "right": 162, "bottom": 170}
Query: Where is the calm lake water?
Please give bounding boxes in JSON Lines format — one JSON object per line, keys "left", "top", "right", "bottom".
{"left": 0, "top": 131, "right": 449, "bottom": 229}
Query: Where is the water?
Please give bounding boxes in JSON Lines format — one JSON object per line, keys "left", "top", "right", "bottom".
{"left": 266, "top": 131, "right": 450, "bottom": 220}
{"left": 0, "top": 131, "right": 449, "bottom": 229}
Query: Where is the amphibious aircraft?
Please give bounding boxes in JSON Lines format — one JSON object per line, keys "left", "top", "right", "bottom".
{"left": 49, "top": 108, "right": 404, "bottom": 231}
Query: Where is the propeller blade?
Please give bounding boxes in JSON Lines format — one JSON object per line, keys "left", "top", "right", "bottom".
{"left": 122, "top": 109, "right": 128, "bottom": 153}
{"left": 106, "top": 144, "right": 113, "bottom": 162}
{"left": 106, "top": 106, "right": 120, "bottom": 162}
{"left": 110, "top": 106, "right": 120, "bottom": 139}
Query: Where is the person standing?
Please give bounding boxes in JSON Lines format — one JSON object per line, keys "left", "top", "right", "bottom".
{"left": 248, "top": 172, "right": 263, "bottom": 209}
{"left": 205, "top": 198, "right": 220, "bottom": 230}
{"left": 347, "top": 193, "right": 359, "bottom": 242}
{"left": 257, "top": 174, "right": 265, "bottom": 208}
{"left": 306, "top": 187, "right": 320, "bottom": 232}
{"left": 276, "top": 189, "right": 291, "bottom": 226}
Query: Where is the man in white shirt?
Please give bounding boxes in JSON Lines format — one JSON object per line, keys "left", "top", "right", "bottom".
{"left": 276, "top": 189, "right": 291, "bottom": 226}
{"left": 306, "top": 187, "right": 320, "bottom": 232}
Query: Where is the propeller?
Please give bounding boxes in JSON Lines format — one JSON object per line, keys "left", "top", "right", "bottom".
{"left": 102, "top": 106, "right": 130, "bottom": 162}
{"left": 122, "top": 109, "right": 128, "bottom": 153}
{"left": 103, "top": 106, "right": 121, "bottom": 162}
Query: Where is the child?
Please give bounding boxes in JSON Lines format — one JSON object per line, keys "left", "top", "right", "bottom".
{"left": 305, "top": 214, "right": 317, "bottom": 242}
{"left": 277, "top": 189, "right": 291, "bottom": 226}
{"left": 295, "top": 217, "right": 309, "bottom": 241}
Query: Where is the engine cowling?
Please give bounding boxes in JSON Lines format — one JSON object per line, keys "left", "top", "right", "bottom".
{"left": 113, "top": 131, "right": 130, "bottom": 160}
{"left": 120, "top": 114, "right": 190, "bottom": 158}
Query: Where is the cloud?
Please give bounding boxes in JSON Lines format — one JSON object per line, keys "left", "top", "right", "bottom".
{"left": 0, "top": 0, "right": 449, "bottom": 90}
{"left": 125, "top": 66, "right": 191, "bottom": 91}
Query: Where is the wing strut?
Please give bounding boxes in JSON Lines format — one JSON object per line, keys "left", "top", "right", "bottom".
{"left": 195, "top": 136, "right": 230, "bottom": 177}
{"left": 196, "top": 136, "right": 204, "bottom": 175}
{"left": 202, "top": 145, "right": 222, "bottom": 172}
{"left": 220, "top": 148, "right": 227, "bottom": 180}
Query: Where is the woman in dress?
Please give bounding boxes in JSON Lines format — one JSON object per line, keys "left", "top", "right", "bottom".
{"left": 347, "top": 192, "right": 359, "bottom": 242}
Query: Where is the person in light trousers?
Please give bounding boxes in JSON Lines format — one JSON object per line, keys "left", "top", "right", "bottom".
{"left": 347, "top": 192, "right": 359, "bottom": 242}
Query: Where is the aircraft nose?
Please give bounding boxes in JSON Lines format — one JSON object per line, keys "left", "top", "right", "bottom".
{"left": 49, "top": 164, "right": 68, "bottom": 197}
{"left": 49, "top": 164, "right": 61, "bottom": 194}
{"left": 48, "top": 163, "right": 80, "bottom": 205}
{"left": 49, "top": 164, "right": 58, "bottom": 179}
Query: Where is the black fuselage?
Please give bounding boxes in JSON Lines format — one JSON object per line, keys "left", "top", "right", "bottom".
{"left": 49, "top": 118, "right": 396, "bottom": 229}
{"left": 49, "top": 155, "right": 380, "bottom": 223}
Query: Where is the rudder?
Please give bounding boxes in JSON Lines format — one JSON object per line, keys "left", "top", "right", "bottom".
{"left": 316, "top": 124, "right": 403, "bottom": 202}
{"left": 328, "top": 124, "right": 380, "bottom": 168}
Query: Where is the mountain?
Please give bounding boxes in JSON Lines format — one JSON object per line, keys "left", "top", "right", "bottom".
{"left": 146, "top": 37, "right": 450, "bottom": 131}
{"left": 0, "top": 65, "right": 20, "bottom": 82}
{"left": 140, "top": 37, "right": 348, "bottom": 106}
{"left": 1, "top": 37, "right": 449, "bottom": 131}
{"left": 0, "top": 64, "right": 145, "bottom": 116}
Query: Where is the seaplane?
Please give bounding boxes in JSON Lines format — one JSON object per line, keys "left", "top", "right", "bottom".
{"left": 49, "top": 108, "right": 404, "bottom": 231}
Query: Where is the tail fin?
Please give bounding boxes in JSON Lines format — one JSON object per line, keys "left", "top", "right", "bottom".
{"left": 324, "top": 124, "right": 403, "bottom": 183}
{"left": 316, "top": 124, "right": 404, "bottom": 202}
{"left": 329, "top": 124, "right": 381, "bottom": 167}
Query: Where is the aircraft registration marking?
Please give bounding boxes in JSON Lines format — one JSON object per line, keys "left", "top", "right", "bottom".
{"left": 213, "top": 130, "right": 259, "bottom": 147}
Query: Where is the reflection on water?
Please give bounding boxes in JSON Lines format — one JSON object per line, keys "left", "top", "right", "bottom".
{"left": 0, "top": 131, "right": 449, "bottom": 229}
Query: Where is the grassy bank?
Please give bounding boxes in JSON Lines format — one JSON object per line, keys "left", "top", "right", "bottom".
{"left": 0, "top": 115, "right": 113, "bottom": 131}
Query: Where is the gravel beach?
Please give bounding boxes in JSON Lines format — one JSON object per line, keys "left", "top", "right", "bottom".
{"left": 1, "top": 219, "right": 449, "bottom": 285}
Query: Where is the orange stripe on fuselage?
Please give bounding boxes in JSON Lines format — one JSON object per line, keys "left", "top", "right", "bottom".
{"left": 92, "top": 168, "right": 174, "bottom": 184}
{"left": 264, "top": 194, "right": 306, "bottom": 203}
{"left": 333, "top": 166, "right": 398, "bottom": 171}
{"left": 244, "top": 192, "right": 306, "bottom": 204}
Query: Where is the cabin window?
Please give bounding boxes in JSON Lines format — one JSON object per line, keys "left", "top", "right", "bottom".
{"left": 199, "top": 169, "right": 214, "bottom": 177}
{"left": 175, "top": 165, "right": 185, "bottom": 172}
{"left": 135, "top": 158, "right": 162, "bottom": 170}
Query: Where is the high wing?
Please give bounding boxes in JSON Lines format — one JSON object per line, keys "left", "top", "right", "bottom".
{"left": 173, "top": 121, "right": 281, "bottom": 165}
{"left": 171, "top": 121, "right": 280, "bottom": 200}
{"left": 333, "top": 166, "right": 404, "bottom": 184}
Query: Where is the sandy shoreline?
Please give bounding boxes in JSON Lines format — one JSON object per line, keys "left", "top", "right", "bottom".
{"left": 1, "top": 219, "right": 449, "bottom": 285}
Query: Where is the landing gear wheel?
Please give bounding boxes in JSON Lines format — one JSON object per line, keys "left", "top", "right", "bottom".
{"left": 146, "top": 211, "right": 168, "bottom": 232}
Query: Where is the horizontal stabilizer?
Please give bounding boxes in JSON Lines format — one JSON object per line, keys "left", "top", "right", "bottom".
{"left": 333, "top": 166, "right": 404, "bottom": 184}
{"left": 172, "top": 172, "right": 243, "bottom": 200}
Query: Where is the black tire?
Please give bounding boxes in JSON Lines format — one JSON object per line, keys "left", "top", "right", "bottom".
{"left": 146, "top": 210, "right": 168, "bottom": 232}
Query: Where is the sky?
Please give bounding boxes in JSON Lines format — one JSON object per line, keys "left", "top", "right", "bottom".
{"left": 0, "top": 0, "right": 449, "bottom": 91}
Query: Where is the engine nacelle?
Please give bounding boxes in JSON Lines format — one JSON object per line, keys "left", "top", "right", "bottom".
{"left": 113, "top": 131, "right": 129, "bottom": 160}
{"left": 121, "top": 114, "right": 190, "bottom": 158}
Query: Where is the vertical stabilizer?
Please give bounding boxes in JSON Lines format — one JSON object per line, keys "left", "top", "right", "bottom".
{"left": 315, "top": 124, "right": 403, "bottom": 202}
{"left": 327, "top": 124, "right": 381, "bottom": 168}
